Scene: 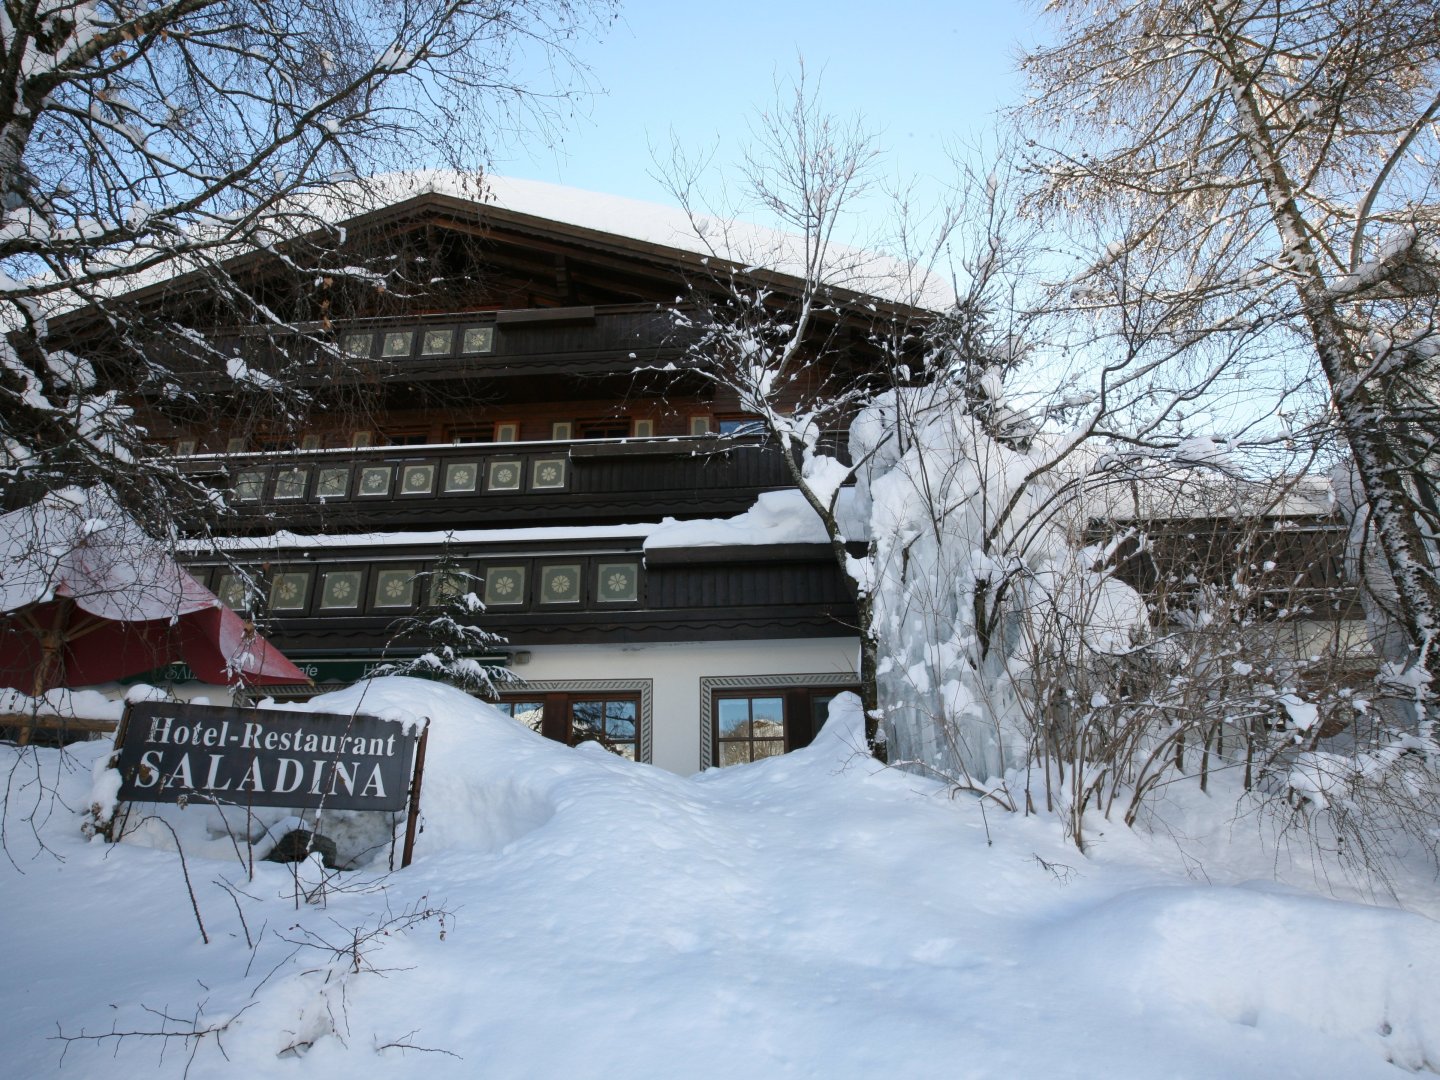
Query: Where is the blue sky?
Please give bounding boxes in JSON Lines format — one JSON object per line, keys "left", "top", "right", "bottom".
{"left": 498, "top": 1, "right": 1046, "bottom": 215}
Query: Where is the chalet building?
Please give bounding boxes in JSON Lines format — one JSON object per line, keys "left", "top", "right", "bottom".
{"left": 30, "top": 178, "right": 1360, "bottom": 770}
{"left": 92, "top": 179, "right": 899, "bottom": 775}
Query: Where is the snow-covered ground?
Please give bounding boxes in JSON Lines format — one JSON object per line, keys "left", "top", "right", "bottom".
{"left": 1, "top": 678, "right": 1437, "bottom": 1078}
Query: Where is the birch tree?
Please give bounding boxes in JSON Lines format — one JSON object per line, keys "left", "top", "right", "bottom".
{"left": 0, "top": 0, "right": 614, "bottom": 530}
{"left": 1021, "top": 0, "right": 1440, "bottom": 724}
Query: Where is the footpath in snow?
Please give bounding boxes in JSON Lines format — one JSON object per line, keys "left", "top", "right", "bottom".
{"left": 1, "top": 678, "right": 1437, "bottom": 1078}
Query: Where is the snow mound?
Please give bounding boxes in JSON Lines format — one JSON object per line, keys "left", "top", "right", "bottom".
{"left": 1042, "top": 885, "right": 1440, "bottom": 1071}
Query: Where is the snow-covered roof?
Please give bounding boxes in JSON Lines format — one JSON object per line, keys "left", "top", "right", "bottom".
{"left": 0, "top": 488, "right": 217, "bottom": 620}
{"left": 40, "top": 172, "right": 954, "bottom": 319}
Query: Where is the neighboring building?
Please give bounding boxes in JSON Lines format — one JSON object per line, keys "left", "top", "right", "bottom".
{"left": 99, "top": 180, "right": 898, "bottom": 774}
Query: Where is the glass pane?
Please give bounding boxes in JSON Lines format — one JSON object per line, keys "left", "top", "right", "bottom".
{"left": 400, "top": 464, "right": 435, "bottom": 495}
{"left": 596, "top": 562, "right": 639, "bottom": 603}
{"left": 273, "top": 467, "right": 309, "bottom": 500}
{"left": 443, "top": 462, "right": 479, "bottom": 492}
{"left": 373, "top": 568, "right": 416, "bottom": 608}
{"left": 500, "top": 701, "right": 545, "bottom": 732}
{"left": 357, "top": 466, "right": 392, "bottom": 496}
{"left": 420, "top": 329, "right": 453, "bottom": 356}
{"left": 382, "top": 331, "right": 413, "bottom": 357}
{"left": 604, "top": 700, "right": 637, "bottom": 741}
{"left": 461, "top": 326, "right": 494, "bottom": 354}
{"left": 719, "top": 741, "right": 751, "bottom": 767}
{"left": 751, "top": 697, "right": 785, "bottom": 741}
{"left": 752, "top": 740, "right": 785, "bottom": 760}
{"left": 316, "top": 467, "right": 349, "bottom": 498}
{"left": 570, "top": 700, "right": 605, "bottom": 741}
{"left": 487, "top": 460, "right": 522, "bottom": 491}
{"left": 320, "top": 570, "right": 362, "bottom": 609}
{"left": 342, "top": 332, "right": 372, "bottom": 356}
{"left": 614, "top": 743, "right": 637, "bottom": 761}
{"left": 531, "top": 458, "right": 566, "bottom": 490}
{"left": 717, "top": 698, "right": 751, "bottom": 740}
{"left": 483, "top": 566, "right": 526, "bottom": 606}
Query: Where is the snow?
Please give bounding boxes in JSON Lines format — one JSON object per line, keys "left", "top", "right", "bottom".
{"left": 645, "top": 488, "right": 865, "bottom": 550}
{"left": 2, "top": 677, "right": 1437, "bottom": 1078}
{"left": 0, "top": 488, "right": 216, "bottom": 620}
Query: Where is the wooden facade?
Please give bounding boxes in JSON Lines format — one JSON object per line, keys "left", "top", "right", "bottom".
{"left": 74, "top": 190, "right": 882, "bottom": 773}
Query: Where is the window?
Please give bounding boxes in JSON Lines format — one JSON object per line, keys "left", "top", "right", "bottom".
{"left": 495, "top": 422, "right": 519, "bottom": 443}
{"left": 175, "top": 438, "right": 197, "bottom": 456}
{"left": 225, "top": 436, "right": 248, "bottom": 454}
{"left": 717, "top": 415, "right": 765, "bottom": 436}
{"left": 715, "top": 695, "right": 786, "bottom": 765}
{"left": 702, "top": 678, "right": 859, "bottom": 769}
{"left": 688, "top": 415, "right": 712, "bottom": 436}
{"left": 351, "top": 430, "right": 374, "bottom": 448}
{"left": 461, "top": 325, "right": 495, "bottom": 354}
{"left": 449, "top": 425, "right": 494, "bottom": 444}
{"left": 576, "top": 418, "right": 630, "bottom": 439}
{"left": 498, "top": 683, "right": 651, "bottom": 763}
{"left": 299, "top": 434, "right": 323, "bottom": 451}
{"left": 633, "top": 419, "right": 654, "bottom": 438}
{"left": 342, "top": 331, "right": 373, "bottom": 357}
{"left": 551, "top": 421, "right": 573, "bottom": 440}
{"left": 381, "top": 430, "right": 430, "bottom": 447}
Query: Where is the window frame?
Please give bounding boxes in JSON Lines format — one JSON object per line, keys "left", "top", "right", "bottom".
{"left": 700, "top": 675, "right": 860, "bottom": 770}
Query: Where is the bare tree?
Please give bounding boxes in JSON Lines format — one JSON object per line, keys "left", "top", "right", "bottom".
{"left": 0, "top": 0, "right": 616, "bottom": 532}
{"left": 1020, "top": 0, "right": 1440, "bottom": 725}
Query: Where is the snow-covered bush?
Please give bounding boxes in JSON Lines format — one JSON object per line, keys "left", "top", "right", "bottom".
{"left": 850, "top": 384, "right": 1148, "bottom": 807}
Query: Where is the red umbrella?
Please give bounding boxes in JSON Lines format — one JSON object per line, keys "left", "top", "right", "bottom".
{"left": 0, "top": 490, "right": 308, "bottom": 696}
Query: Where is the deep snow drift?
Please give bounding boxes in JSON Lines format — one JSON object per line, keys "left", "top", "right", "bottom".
{"left": 1, "top": 678, "right": 1437, "bottom": 1078}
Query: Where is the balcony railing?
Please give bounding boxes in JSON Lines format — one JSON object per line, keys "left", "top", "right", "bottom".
{"left": 180, "top": 432, "right": 851, "bottom": 534}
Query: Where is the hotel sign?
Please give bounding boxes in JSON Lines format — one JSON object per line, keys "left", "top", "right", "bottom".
{"left": 114, "top": 702, "right": 417, "bottom": 812}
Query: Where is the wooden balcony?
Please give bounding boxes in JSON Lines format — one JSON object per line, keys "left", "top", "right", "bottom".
{"left": 180, "top": 432, "right": 850, "bottom": 534}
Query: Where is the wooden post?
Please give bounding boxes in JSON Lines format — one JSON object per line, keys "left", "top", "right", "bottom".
{"left": 400, "top": 719, "right": 430, "bottom": 869}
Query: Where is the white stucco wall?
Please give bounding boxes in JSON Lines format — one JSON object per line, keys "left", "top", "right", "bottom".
{"left": 511, "top": 637, "right": 860, "bottom": 774}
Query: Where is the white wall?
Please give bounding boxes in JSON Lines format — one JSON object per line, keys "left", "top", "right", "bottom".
{"left": 512, "top": 637, "right": 860, "bottom": 774}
